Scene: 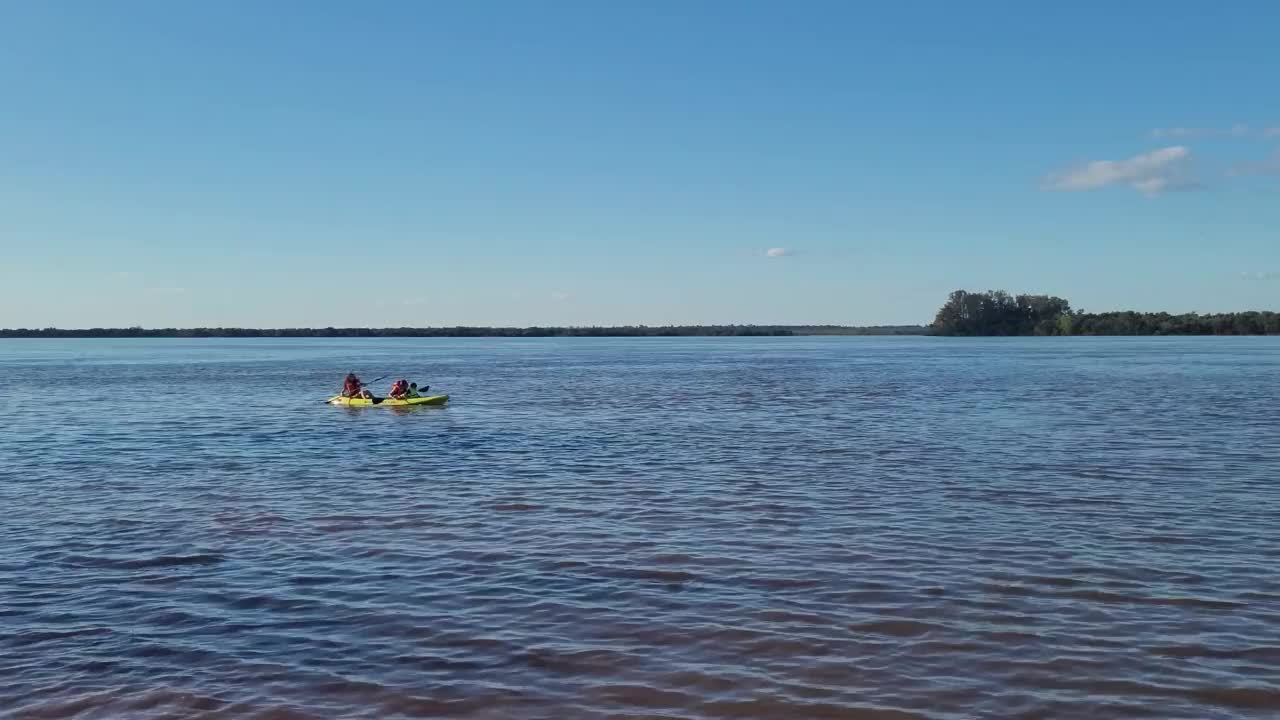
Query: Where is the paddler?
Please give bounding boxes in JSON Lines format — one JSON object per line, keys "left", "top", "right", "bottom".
{"left": 341, "top": 373, "right": 373, "bottom": 399}
{"left": 388, "top": 379, "right": 410, "bottom": 400}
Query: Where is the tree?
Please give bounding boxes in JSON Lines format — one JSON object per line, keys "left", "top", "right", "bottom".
{"left": 931, "top": 290, "right": 1072, "bottom": 336}
{"left": 930, "top": 289, "right": 1277, "bottom": 336}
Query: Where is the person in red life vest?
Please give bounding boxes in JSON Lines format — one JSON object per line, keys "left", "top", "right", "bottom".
{"left": 341, "top": 373, "right": 373, "bottom": 399}
{"left": 388, "top": 379, "right": 410, "bottom": 400}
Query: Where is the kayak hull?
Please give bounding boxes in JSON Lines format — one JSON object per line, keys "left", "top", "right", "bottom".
{"left": 328, "top": 394, "right": 449, "bottom": 407}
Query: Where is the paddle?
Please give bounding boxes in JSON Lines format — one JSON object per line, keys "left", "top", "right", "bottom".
{"left": 323, "top": 375, "right": 389, "bottom": 403}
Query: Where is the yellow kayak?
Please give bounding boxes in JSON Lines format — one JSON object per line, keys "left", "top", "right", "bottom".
{"left": 328, "top": 394, "right": 449, "bottom": 407}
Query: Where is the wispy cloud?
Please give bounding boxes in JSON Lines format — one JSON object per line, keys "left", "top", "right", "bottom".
{"left": 1043, "top": 146, "right": 1196, "bottom": 197}
{"left": 1228, "top": 149, "right": 1280, "bottom": 177}
{"left": 1240, "top": 271, "right": 1280, "bottom": 281}
{"left": 1151, "top": 124, "right": 1252, "bottom": 139}
{"left": 551, "top": 291, "right": 571, "bottom": 301}
{"left": 765, "top": 247, "right": 792, "bottom": 258}
{"left": 1151, "top": 124, "right": 1280, "bottom": 140}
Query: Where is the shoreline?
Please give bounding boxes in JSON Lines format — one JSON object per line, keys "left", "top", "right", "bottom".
{"left": 0, "top": 325, "right": 928, "bottom": 339}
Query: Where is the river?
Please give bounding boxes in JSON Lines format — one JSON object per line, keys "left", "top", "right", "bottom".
{"left": 2, "top": 337, "right": 1277, "bottom": 719}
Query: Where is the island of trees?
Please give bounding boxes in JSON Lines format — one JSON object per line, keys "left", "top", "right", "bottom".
{"left": 930, "top": 290, "right": 1280, "bottom": 336}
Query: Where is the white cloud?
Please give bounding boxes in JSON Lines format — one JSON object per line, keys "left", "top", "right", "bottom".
{"left": 1042, "top": 146, "right": 1195, "bottom": 196}
{"left": 1240, "top": 271, "right": 1280, "bottom": 281}
{"left": 1131, "top": 177, "right": 1172, "bottom": 196}
{"left": 550, "top": 291, "right": 571, "bottom": 301}
{"left": 765, "top": 247, "right": 792, "bottom": 258}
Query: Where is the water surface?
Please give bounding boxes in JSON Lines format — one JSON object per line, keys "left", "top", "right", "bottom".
{"left": 2, "top": 337, "right": 1278, "bottom": 719}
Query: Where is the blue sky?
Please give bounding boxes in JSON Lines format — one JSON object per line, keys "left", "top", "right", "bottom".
{"left": 2, "top": 0, "right": 1278, "bottom": 327}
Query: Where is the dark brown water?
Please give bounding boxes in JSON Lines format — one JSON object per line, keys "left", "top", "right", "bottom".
{"left": 2, "top": 337, "right": 1278, "bottom": 719}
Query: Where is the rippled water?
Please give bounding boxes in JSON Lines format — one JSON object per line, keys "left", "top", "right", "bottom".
{"left": 2, "top": 337, "right": 1278, "bottom": 719}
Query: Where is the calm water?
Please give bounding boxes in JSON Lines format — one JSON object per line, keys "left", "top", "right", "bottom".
{"left": 2, "top": 337, "right": 1278, "bottom": 719}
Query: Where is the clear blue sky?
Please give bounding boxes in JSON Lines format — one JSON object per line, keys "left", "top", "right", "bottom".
{"left": 3, "top": 0, "right": 1278, "bottom": 328}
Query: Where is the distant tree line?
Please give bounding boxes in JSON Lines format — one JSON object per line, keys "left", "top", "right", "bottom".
{"left": 0, "top": 324, "right": 928, "bottom": 339}
{"left": 931, "top": 290, "right": 1280, "bottom": 336}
